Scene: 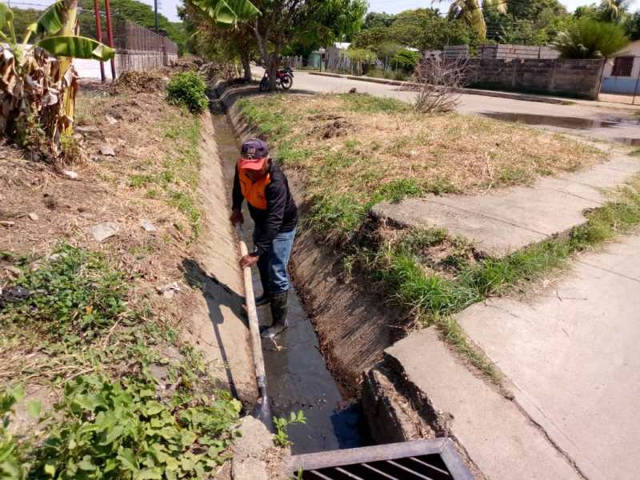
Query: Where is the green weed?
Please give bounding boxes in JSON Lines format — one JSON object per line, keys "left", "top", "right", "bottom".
{"left": 129, "top": 174, "right": 154, "bottom": 188}
{"left": 26, "top": 374, "right": 240, "bottom": 479}
{"left": 339, "top": 93, "right": 409, "bottom": 114}
{"left": 273, "top": 411, "right": 307, "bottom": 448}
{"left": 0, "top": 245, "right": 128, "bottom": 342}
{"left": 236, "top": 97, "right": 290, "bottom": 141}
{"left": 166, "top": 72, "right": 209, "bottom": 114}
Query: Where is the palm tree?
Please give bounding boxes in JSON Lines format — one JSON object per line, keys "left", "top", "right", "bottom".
{"left": 598, "top": 0, "right": 630, "bottom": 23}
{"left": 439, "top": 0, "right": 507, "bottom": 40}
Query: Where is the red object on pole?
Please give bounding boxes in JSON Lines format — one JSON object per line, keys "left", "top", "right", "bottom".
{"left": 93, "top": 0, "right": 106, "bottom": 83}
{"left": 103, "top": 0, "right": 116, "bottom": 80}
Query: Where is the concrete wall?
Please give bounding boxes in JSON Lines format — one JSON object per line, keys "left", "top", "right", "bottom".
{"left": 465, "top": 58, "right": 605, "bottom": 99}
{"left": 115, "top": 50, "right": 178, "bottom": 72}
{"left": 480, "top": 44, "right": 559, "bottom": 60}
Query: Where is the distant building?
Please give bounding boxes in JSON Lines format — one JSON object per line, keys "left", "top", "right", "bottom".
{"left": 601, "top": 40, "right": 640, "bottom": 95}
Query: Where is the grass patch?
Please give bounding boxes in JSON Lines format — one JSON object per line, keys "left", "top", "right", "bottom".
{"left": 357, "top": 176, "right": 640, "bottom": 379}
{"left": 127, "top": 113, "right": 202, "bottom": 238}
{"left": 239, "top": 93, "right": 603, "bottom": 241}
{"left": 0, "top": 246, "right": 241, "bottom": 478}
{"left": 1, "top": 245, "right": 128, "bottom": 343}
{"left": 339, "top": 93, "right": 410, "bottom": 114}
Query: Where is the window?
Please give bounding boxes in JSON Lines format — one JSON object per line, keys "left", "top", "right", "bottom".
{"left": 612, "top": 56, "right": 634, "bottom": 77}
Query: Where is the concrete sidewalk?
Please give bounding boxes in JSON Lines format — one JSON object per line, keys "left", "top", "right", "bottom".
{"left": 457, "top": 233, "right": 640, "bottom": 480}
{"left": 386, "top": 329, "right": 584, "bottom": 480}
{"left": 373, "top": 152, "right": 640, "bottom": 258}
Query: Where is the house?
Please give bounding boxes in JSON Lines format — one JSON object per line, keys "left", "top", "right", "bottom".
{"left": 601, "top": 40, "right": 640, "bottom": 95}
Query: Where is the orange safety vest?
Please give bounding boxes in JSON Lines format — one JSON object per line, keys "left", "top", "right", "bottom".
{"left": 238, "top": 167, "right": 272, "bottom": 210}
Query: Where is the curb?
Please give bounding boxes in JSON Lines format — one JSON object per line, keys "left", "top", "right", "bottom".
{"left": 307, "top": 71, "right": 567, "bottom": 105}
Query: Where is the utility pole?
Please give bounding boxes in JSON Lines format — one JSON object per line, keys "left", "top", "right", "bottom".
{"left": 154, "top": 0, "right": 159, "bottom": 34}
{"left": 93, "top": 0, "right": 106, "bottom": 83}
{"left": 104, "top": 0, "right": 116, "bottom": 80}
{"left": 633, "top": 57, "right": 640, "bottom": 106}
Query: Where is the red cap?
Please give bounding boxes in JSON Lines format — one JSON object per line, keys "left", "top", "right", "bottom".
{"left": 238, "top": 157, "right": 268, "bottom": 171}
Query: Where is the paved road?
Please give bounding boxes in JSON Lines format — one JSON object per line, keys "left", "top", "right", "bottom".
{"left": 255, "top": 67, "right": 640, "bottom": 144}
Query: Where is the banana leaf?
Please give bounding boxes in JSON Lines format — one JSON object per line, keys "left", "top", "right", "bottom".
{"left": 0, "top": 3, "right": 14, "bottom": 34}
{"left": 194, "top": 0, "right": 260, "bottom": 24}
{"left": 37, "top": 35, "right": 115, "bottom": 61}
{"left": 35, "top": 0, "right": 66, "bottom": 36}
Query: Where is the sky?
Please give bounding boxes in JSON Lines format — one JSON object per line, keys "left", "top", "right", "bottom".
{"left": 153, "top": 0, "right": 640, "bottom": 23}
{"left": 18, "top": 0, "right": 640, "bottom": 23}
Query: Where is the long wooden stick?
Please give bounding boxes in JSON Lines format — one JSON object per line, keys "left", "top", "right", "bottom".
{"left": 237, "top": 228, "right": 271, "bottom": 427}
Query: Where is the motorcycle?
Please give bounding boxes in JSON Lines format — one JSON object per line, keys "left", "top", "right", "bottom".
{"left": 259, "top": 66, "right": 294, "bottom": 91}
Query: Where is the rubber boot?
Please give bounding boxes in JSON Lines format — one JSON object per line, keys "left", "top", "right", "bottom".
{"left": 261, "top": 291, "right": 288, "bottom": 339}
{"left": 254, "top": 293, "right": 270, "bottom": 307}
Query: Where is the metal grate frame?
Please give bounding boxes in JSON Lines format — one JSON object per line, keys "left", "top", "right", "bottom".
{"left": 288, "top": 439, "right": 474, "bottom": 480}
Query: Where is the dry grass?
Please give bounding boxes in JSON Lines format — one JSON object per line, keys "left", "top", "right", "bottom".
{"left": 0, "top": 80, "right": 206, "bottom": 395}
{"left": 239, "top": 93, "right": 604, "bottom": 237}
{"left": 256, "top": 94, "right": 602, "bottom": 195}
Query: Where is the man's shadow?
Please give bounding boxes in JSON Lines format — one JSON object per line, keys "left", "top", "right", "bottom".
{"left": 181, "top": 258, "right": 248, "bottom": 400}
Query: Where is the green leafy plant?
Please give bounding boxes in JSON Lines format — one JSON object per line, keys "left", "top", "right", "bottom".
{"left": 273, "top": 411, "right": 306, "bottom": 448}
{"left": 28, "top": 374, "right": 241, "bottom": 479}
{"left": 0, "top": 244, "right": 129, "bottom": 342}
{"left": 391, "top": 48, "right": 420, "bottom": 74}
{"left": 553, "top": 17, "right": 630, "bottom": 58}
{"left": 0, "top": 386, "right": 28, "bottom": 480}
{"left": 167, "top": 72, "right": 209, "bottom": 114}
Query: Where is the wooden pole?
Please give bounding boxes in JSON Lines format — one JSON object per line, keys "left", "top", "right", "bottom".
{"left": 104, "top": 0, "right": 116, "bottom": 80}
{"left": 93, "top": 0, "right": 105, "bottom": 83}
{"left": 236, "top": 227, "right": 271, "bottom": 428}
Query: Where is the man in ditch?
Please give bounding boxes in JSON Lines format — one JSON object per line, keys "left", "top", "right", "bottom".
{"left": 230, "top": 138, "right": 298, "bottom": 339}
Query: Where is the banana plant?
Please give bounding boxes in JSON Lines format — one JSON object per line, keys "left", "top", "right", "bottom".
{"left": 0, "top": 0, "right": 114, "bottom": 162}
{"left": 191, "top": 0, "right": 260, "bottom": 25}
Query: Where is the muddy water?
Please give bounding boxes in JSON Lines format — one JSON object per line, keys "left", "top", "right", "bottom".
{"left": 210, "top": 112, "right": 365, "bottom": 454}
{"left": 480, "top": 111, "right": 640, "bottom": 146}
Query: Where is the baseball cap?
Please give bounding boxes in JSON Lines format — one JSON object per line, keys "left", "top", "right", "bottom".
{"left": 239, "top": 138, "right": 269, "bottom": 171}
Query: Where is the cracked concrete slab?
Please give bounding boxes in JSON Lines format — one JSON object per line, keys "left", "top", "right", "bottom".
{"left": 372, "top": 153, "right": 640, "bottom": 257}
{"left": 386, "top": 328, "right": 582, "bottom": 480}
{"left": 458, "top": 234, "right": 640, "bottom": 480}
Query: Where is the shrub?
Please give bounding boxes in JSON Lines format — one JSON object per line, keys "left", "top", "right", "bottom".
{"left": 553, "top": 18, "right": 630, "bottom": 58}
{"left": 167, "top": 72, "right": 209, "bottom": 113}
{"left": 392, "top": 49, "right": 420, "bottom": 74}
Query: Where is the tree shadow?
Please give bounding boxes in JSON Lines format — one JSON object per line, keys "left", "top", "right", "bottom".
{"left": 181, "top": 258, "right": 247, "bottom": 400}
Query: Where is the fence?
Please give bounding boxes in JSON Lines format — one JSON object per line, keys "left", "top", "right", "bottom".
{"left": 7, "top": 2, "right": 178, "bottom": 78}
{"left": 112, "top": 18, "right": 178, "bottom": 73}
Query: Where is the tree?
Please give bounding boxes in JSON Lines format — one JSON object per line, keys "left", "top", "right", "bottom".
{"left": 485, "top": 0, "right": 570, "bottom": 45}
{"left": 623, "top": 11, "right": 640, "bottom": 40}
{"left": 249, "top": 0, "right": 366, "bottom": 89}
{"left": 443, "top": 0, "right": 506, "bottom": 40}
{"left": 553, "top": 17, "right": 630, "bottom": 58}
{"left": 182, "top": 0, "right": 257, "bottom": 80}
{"left": 362, "top": 11, "right": 395, "bottom": 30}
{"left": 596, "top": 0, "right": 630, "bottom": 23}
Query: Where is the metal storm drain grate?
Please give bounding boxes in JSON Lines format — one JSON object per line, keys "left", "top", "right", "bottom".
{"left": 288, "top": 439, "right": 474, "bottom": 480}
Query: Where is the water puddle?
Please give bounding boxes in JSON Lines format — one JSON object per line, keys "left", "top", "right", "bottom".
{"left": 480, "top": 111, "right": 640, "bottom": 130}
{"left": 210, "top": 111, "right": 366, "bottom": 454}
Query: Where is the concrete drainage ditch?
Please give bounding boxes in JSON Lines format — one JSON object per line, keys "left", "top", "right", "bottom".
{"left": 209, "top": 84, "right": 476, "bottom": 479}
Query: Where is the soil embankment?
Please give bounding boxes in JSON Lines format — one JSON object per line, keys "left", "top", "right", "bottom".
{"left": 0, "top": 75, "right": 260, "bottom": 478}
